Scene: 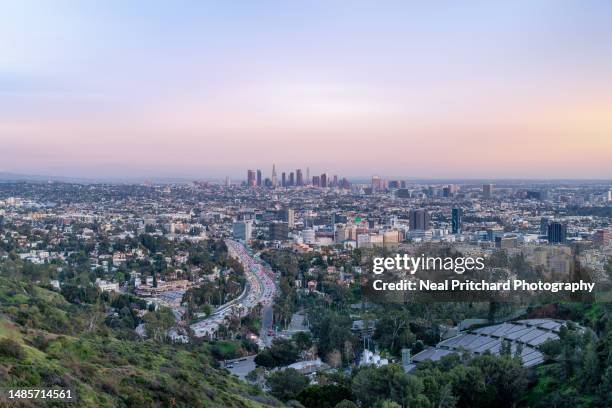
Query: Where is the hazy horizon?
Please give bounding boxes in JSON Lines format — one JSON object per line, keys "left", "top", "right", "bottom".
{"left": 2, "top": 1, "right": 612, "bottom": 179}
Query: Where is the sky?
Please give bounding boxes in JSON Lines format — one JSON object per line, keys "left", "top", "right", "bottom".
{"left": 1, "top": 0, "right": 612, "bottom": 180}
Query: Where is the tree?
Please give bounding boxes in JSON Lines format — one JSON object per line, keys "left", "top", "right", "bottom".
{"left": 143, "top": 307, "right": 175, "bottom": 342}
{"left": 245, "top": 367, "right": 266, "bottom": 385}
{"left": 254, "top": 349, "right": 276, "bottom": 368}
{"left": 351, "top": 364, "right": 428, "bottom": 408}
{"left": 373, "top": 310, "right": 414, "bottom": 356}
{"left": 500, "top": 339, "right": 512, "bottom": 357}
{"left": 267, "top": 368, "right": 309, "bottom": 401}
{"left": 255, "top": 338, "right": 300, "bottom": 367}
{"left": 293, "top": 331, "right": 313, "bottom": 352}
{"left": 334, "top": 401, "right": 357, "bottom": 408}
{"left": 297, "top": 384, "right": 352, "bottom": 408}
{"left": 580, "top": 339, "right": 600, "bottom": 391}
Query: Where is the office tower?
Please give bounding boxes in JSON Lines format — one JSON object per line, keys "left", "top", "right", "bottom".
{"left": 527, "top": 190, "right": 546, "bottom": 200}
{"left": 225, "top": 176, "right": 230, "bottom": 187}
{"left": 289, "top": 172, "right": 295, "bottom": 186}
{"left": 451, "top": 208, "right": 462, "bottom": 234}
{"left": 487, "top": 227, "right": 504, "bottom": 242}
{"left": 269, "top": 221, "right": 289, "bottom": 240}
{"left": 320, "top": 173, "right": 327, "bottom": 188}
{"left": 247, "top": 170, "right": 256, "bottom": 187}
{"left": 371, "top": 175, "right": 382, "bottom": 192}
{"left": 280, "top": 208, "right": 295, "bottom": 228}
{"left": 256, "top": 169, "right": 262, "bottom": 187}
{"left": 389, "top": 180, "right": 400, "bottom": 189}
{"left": 333, "top": 175, "right": 338, "bottom": 187}
{"left": 306, "top": 167, "right": 310, "bottom": 185}
{"left": 312, "top": 175, "right": 320, "bottom": 187}
{"left": 271, "top": 164, "right": 278, "bottom": 187}
{"left": 483, "top": 183, "right": 494, "bottom": 198}
{"left": 233, "top": 220, "right": 252, "bottom": 241}
{"left": 409, "top": 209, "right": 430, "bottom": 231}
{"left": 540, "top": 217, "right": 550, "bottom": 236}
{"left": 547, "top": 222, "right": 567, "bottom": 244}
{"left": 396, "top": 188, "right": 410, "bottom": 198}
{"left": 593, "top": 229, "right": 611, "bottom": 247}
{"left": 281, "top": 172, "right": 286, "bottom": 187}
{"left": 443, "top": 184, "right": 458, "bottom": 197}
{"left": 296, "top": 169, "right": 303, "bottom": 186}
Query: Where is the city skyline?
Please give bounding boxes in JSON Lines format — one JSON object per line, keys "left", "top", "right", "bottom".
{"left": 2, "top": 1, "right": 612, "bottom": 179}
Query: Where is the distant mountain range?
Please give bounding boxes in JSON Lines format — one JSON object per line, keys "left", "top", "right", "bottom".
{"left": 0, "top": 172, "right": 195, "bottom": 184}
{"left": 1, "top": 171, "right": 609, "bottom": 185}
{"left": 0, "top": 171, "right": 94, "bottom": 183}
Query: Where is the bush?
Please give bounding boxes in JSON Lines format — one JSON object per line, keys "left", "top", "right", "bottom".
{"left": 0, "top": 338, "right": 25, "bottom": 359}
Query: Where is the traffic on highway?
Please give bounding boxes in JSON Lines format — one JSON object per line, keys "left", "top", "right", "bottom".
{"left": 190, "top": 240, "right": 276, "bottom": 339}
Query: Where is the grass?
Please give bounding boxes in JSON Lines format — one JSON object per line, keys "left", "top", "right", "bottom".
{"left": 0, "top": 278, "right": 280, "bottom": 408}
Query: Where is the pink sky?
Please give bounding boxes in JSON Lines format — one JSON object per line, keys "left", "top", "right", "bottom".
{"left": 1, "top": 2, "right": 611, "bottom": 179}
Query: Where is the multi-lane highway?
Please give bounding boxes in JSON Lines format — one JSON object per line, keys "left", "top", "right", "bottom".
{"left": 191, "top": 240, "right": 276, "bottom": 342}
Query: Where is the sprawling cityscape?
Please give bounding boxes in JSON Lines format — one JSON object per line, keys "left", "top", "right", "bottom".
{"left": 1, "top": 171, "right": 611, "bottom": 406}
{"left": 3, "top": 1, "right": 612, "bottom": 407}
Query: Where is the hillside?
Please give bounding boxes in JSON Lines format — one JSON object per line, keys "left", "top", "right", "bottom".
{"left": 0, "top": 277, "right": 279, "bottom": 407}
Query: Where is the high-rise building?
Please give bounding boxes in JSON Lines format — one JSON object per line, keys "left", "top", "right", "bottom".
{"left": 593, "top": 229, "right": 611, "bottom": 247}
{"left": 312, "top": 175, "right": 320, "bottom": 187}
{"left": 547, "top": 222, "right": 567, "bottom": 244}
{"left": 409, "top": 209, "right": 430, "bottom": 231}
{"left": 483, "top": 184, "right": 494, "bottom": 198}
{"left": 271, "top": 164, "right": 278, "bottom": 187}
{"left": 269, "top": 221, "right": 289, "bottom": 241}
{"left": 306, "top": 167, "right": 310, "bottom": 185}
{"left": 289, "top": 172, "right": 295, "bottom": 186}
{"left": 371, "top": 175, "right": 382, "bottom": 192}
{"left": 333, "top": 175, "right": 338, "bottom": 187}
{"left": 396, "top": 189, "right": 410, "bottom": 198}
{"left": 540, "top": 217, "right": 550, "bottom": 236}
{"left": 320, "top": 173, "right": 327, "bottom": 188}
{"left": 247, "top": 170, "right": 256, "bottom": 187}
{"left": 233, "top": 220, "right": 252, "bottom": 241}
{"left": 527, "top": 190, "right": 547, "bottom": 200}
{"left": 256, "top": 169, "right": 262, "bottom": 187}
{"left": 443, "top": 184, "right": 457, "bottom": 198}
{"left": 281, "top": 172, "right": 286, "bottom": 187}
{"left": 280, "top": 208, "right": 295, "bottom": 228}
{"left": 296, "top": 169, "right": 303, "bottom": 186}
{"left": 487, "top": 227, "right": 504, "bottom": 242}
{"left": 451, "top": 208, "right": 462, "bottom": 234}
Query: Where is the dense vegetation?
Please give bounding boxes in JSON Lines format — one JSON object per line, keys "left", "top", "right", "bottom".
{"left": 0, "top": 276, "right": 277, "bottom": 407}
{"left": 255, "top": 247, "right": 612, "bottom": 408}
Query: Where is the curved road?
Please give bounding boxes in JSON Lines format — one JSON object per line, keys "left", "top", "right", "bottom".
{"left": 191, "top": 240, "right": 276, "bottom": 344}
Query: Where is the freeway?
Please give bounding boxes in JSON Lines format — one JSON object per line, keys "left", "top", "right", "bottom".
{"left": 190, "top": 240, "right": 276, "bottom": 341}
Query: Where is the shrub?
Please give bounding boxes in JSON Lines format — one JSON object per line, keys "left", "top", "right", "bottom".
{"left": 0, "top": 338, "right": 25, "bottom": 360}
